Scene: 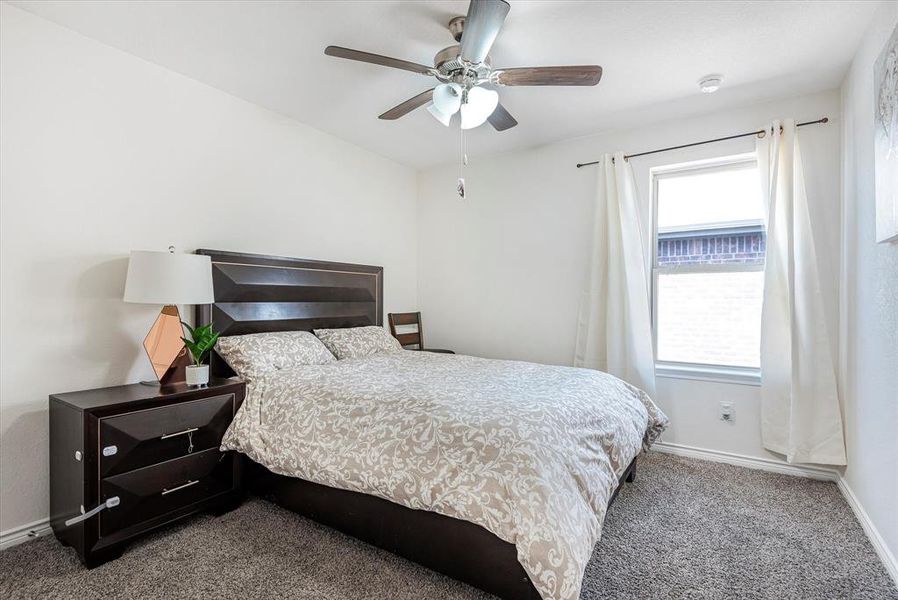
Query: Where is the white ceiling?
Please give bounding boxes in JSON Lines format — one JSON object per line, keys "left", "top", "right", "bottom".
{"left": 10, "top": 0, "right": 880, "bottom": 169}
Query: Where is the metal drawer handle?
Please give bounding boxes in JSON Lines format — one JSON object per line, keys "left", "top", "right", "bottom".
{"left": 161, "top": 480, "right": 198, "bottom": 495}
{"left": 160, "top": 427, "right": 198, "bottom": 440}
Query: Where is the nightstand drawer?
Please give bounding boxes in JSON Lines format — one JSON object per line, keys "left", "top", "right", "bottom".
{"left": 99, "top": 449, "right": 233, "bottom": 537}
{"left": 99, "top": 394, "right": 234, "bottom": 477}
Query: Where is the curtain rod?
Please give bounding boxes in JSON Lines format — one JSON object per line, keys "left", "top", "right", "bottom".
{"left": 575, "top": 117, "right": 829, "bottom": 168}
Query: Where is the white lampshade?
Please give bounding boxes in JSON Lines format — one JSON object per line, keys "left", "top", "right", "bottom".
{"left": 433, "top": 83, "right": 462, "bottom": 116}
{"left": 460, "top": 87, "right": 499, "bottom": 130}
{"left": 427, "top": 103, "right": 452, "bottom": 127}
{"left": 123, "top": 250, "right": 214, "bottom": 305}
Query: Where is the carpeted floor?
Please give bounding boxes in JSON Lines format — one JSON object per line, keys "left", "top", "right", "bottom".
{"left": 1, "top": 452, "right": 895, "bottom": 599}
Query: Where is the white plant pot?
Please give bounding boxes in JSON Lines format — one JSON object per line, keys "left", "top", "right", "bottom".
{"left": 186, "top": 364, "right": 210, "bottom": 387}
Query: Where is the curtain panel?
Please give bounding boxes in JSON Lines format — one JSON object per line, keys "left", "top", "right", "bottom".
{"left": 575, "top": 152, "right": 656, "bottom": 399}
{"left": 757, "top": 119, "right": 846, "bottom": 465}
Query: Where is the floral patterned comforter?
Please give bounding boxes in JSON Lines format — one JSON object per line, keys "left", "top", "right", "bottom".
{"left": 221, "top": 350, "right": 667, "bottom": 600}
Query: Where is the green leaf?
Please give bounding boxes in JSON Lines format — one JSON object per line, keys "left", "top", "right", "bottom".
{"left": 179, "top": 321, "right": 219, "bottom": 366}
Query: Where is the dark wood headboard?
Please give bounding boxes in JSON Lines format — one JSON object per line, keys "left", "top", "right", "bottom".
{"left": 194, "top": 249, "right": 383, "bottom": 377}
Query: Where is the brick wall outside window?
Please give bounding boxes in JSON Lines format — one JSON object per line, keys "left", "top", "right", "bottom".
{"left": 657, "top": 226, "right": 766, "bottom": 266}
{"left": 655, "top": 224, "right": 766, "bottom": 368}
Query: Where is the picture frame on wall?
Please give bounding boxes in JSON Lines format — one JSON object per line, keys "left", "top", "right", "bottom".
{"left": 874, "top": 23, "right": 898, "bottom": 243}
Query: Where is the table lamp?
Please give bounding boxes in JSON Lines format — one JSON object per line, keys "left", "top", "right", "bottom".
{"left": 123, "top": 247, "right": 214, "bottom": 385}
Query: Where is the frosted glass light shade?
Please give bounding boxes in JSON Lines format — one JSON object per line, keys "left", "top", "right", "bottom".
{"left": 427, "top": 103, "right": 452, "bottom": 127}
{"left": 460, "top": 87, "right": 499, "bottom": 130}
{"left": 124, "top": 250, "right": 214, "bottom": 305}
{"left": 433, "top": 83, "right": 462, "bottom": 115}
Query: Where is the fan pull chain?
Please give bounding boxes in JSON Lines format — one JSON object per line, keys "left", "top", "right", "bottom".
{"left": 457, "top": 127, "right": 467, "bottom": 199}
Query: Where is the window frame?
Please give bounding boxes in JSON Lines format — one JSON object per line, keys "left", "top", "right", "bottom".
{"left": 649, "top": 153, "right": 763, "bottom": 386}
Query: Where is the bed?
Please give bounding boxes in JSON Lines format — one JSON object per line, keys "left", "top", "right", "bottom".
{"left": 196, "top": 249, "right": 667, "bottom": 600}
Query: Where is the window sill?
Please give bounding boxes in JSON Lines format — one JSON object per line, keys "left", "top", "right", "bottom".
{"left": 655, "top": 362, "right": 761, "bottom": 387}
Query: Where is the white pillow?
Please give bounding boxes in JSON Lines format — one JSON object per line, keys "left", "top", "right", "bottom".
{"left": 313, "top": 326, "right": 402, "bottom": 360}
{"left": 215, "top": 330, "right": 335, "bottom": 380}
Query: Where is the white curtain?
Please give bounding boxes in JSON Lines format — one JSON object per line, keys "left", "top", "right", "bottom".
{"left": 758, "top": 119, "right": 846, "bottom": 465}
{"left": 575, "top": 152, "right": 656, "bottom": 398}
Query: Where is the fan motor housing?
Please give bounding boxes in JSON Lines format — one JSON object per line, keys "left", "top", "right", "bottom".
{"left": 435, "top": 16, "right": 492, "bottom": 82}
{"left": 434, "top": 45, "right": 462, "bottom": 72}
{"left": 434, "top": 45, "right": 491, "bottom": 80}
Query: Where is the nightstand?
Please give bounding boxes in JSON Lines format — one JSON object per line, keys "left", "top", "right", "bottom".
{"left": 49, "top": 378, "right": 246, "bottom": 568}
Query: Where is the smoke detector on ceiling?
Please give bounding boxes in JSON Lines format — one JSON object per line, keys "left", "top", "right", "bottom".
{"left": 699, "top": 74, "right": 724, "bottom": 94}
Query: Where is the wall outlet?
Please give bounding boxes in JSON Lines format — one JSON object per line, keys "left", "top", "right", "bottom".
{"left": 719, "top": 402, "right": 735, "bottom": 423}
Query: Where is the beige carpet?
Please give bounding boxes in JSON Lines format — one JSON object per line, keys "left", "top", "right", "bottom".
{"left": 1, "top": 452, "right": 895, "bottom": 599}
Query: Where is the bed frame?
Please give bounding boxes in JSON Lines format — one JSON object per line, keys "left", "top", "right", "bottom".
{"left": 196, "top": 249, "right": 637, "bottom": 600}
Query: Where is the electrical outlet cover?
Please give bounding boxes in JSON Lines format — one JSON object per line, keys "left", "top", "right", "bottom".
{"left": 719, "top": 402, "right": 735, "bottom": 422}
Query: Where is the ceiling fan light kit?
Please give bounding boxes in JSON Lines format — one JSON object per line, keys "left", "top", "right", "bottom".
{"left": 427, "top": 102, "right": 453, "bottom": 126}
{"left": 460, "top": 86, "right": 499, "bottom": 129}
{"left": 433, "top": 82, "right": 462, "bottom": 113}
{"left": 324, "top": 0, "right": 603, "bottom": 195}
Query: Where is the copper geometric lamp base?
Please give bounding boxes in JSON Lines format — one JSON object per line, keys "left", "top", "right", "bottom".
{"left": 142, "top": 305, "right": 190, "bottom": 385}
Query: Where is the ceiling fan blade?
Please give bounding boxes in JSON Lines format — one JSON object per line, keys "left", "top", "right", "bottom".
{"left": 459, "top": 0, "right": 510, "bottom": 65}
{"left": 324, "top": 46, "right": 432, "bottom": 75}
{"left": 378, "top": 89, "right": 435, "bottom": 120}
{"left": 488, "top": 102, "right": 517, "bottom": 131}
{"left": 496, "top": 66, "right": 603, "bottom": 86}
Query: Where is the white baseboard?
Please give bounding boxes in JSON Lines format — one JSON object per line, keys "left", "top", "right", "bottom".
{"left": 652, "top": 441, "right": 897, "bottom": 588}
{"left": 0, "top": 517, "right": 52, "bottom": 551}
{"left": 652, "top": 441, "right": 840, "bottom": 481}
{"left": 837, "top": 477, "right": 898, "bottom": 587}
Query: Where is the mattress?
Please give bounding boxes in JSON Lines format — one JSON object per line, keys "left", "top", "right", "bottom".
{"left": 221, "top": 350, "right": 667, "bottom": 600}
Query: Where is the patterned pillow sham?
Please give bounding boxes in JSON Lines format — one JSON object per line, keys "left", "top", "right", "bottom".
{"left": 313, "top": 326, "right": 403, "bottom": 360}
{"left": 215, "top": 331, "right": 335, "bottom": 380}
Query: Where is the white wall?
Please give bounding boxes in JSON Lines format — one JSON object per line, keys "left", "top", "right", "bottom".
{"left": 0, "top": 4, "right": 418, "bottom": 535}
{"left": 417, "top": 89, "right": 843, "bottom": 463}
{"left": 840, "top": 1, "right": 898, "bottom": 573}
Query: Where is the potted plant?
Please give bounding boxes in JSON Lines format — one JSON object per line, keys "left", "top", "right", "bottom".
{"left": 180, "top": 321, "right": 220, "bottom": 387}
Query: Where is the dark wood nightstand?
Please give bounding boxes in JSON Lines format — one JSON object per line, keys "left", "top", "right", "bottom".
{"left": 49, "top": 378, "right": 246, "bottom": 568}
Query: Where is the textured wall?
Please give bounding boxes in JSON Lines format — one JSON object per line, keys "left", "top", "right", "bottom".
{"left": 839, "top": 1, "right": 898, "bottom": 577}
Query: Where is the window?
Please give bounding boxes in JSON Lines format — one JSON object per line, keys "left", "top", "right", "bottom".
{"left": 651, "top": 155, "right": 764, "bottom": 381}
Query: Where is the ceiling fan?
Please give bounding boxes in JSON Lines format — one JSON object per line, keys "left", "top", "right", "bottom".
{"left": 324, "top": 0, "right": 603, "bottom": 132}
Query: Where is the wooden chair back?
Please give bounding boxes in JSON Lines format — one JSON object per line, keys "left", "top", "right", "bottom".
{"left": 388, "top": 312, "right": 423, "bottom": 350}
